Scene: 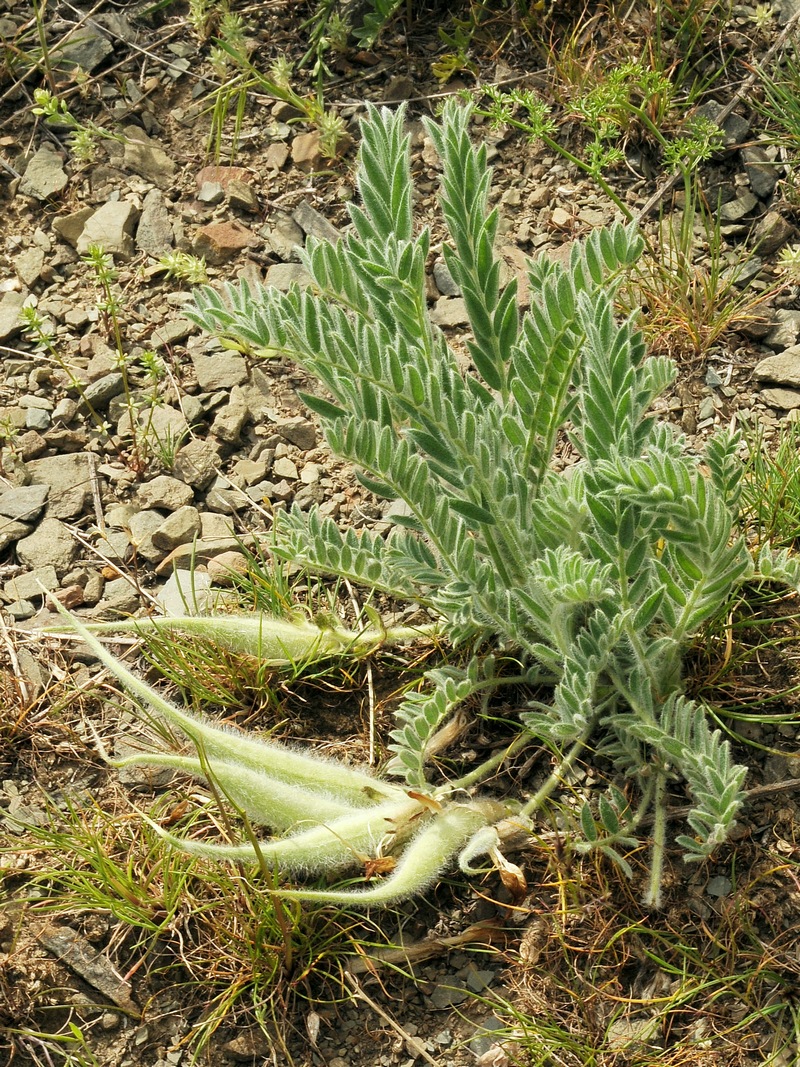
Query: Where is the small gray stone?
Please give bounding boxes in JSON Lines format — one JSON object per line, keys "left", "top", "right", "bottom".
{"left": 136, "top": 475, "right": 194, "bottom": 511}
{"left": 144, "top": 405, "right": 190, "bottom": 452}
{"left": 765, "top": 309, "right": 800, "bottom": 350}
{"left": 430, "top": 297, "right": 469, "bottom": 327}
{"left": 754, "top": 210, "right": 795, "bottom": 255}
{"left": 694, "top": 100, "right": 750, "bottom": 149}
{"left": 190, "top": 348, "right": 248, "bottom": 391}
{"left": 4, "top": 565, "right": 58, "bottom": 602}
{"left": 753, "top": 346, "right": 800, "bottom": 387}
{"left": 0, "top": 291, "right": 25, "bottom": 342}
{"left": 27, "top": 453, "right": 94, "bottom": 520}
{"left": 197, "top": 181, "right": 225, "bottom": 204}
{"left": 13, "top": 247, "right": 46, "bottom": 287}
{"left": 172, "top": 437, "right": 222, "bottom": 489}
{"left": 52, "top": 27, "right": 113, "bottom": 73}
{"left": 211, "top": 390, "right": 249, "bottom": 443}
{"left": 433, "top": 259, "right": 461, "bottom": 296}
{"left": 227, "top": 179, "right": 259, "bottom": 213}
{"left": 128, "top": 510, "right": 166, "bottom": 563}
{"left": 230, "top": 457, "right": 268, "bottom": 486}
{"left": 77, "top": 201, "right": 140, "bottom": 260}
{"left": 277, "top": 416, "right": 317, "bottom": 450}
{"left": 135, "top": 189, "right": 174, "bottom": 255}
{"left": 741, "top": 144, "right": 781, "bottom": 199}
{"left": 759, "top": 387, "right": 800, "bottom": 409}
{"left": 123, "top": 127, "right": 177, "bottom": 188}
{"left": 76, "top": 372, "right": 126, "bottom": 413}
{"left": 115, "top": 737, "right": 174, "bottom": 788}
{"left": 204, "top": 486, "right": 241, "bottom": 513}
{"left": 262, "top": 211, "right": 305, "bottom": 260}
{"left": 151, "top": 318, "right": 193, "bottom": 349}
{"left": 265, "top": 262, "right": 312, "bottom": 290}
{"left": 206, "top": 550, "right": 248, "bottom": 585}
{"left": 151, "top": 505, "right": 201, "bottom": 551}
{"left": 93, "top": 577, "right": 141, "bottom": 618}
{"left": 0, "top": 484, "right": 49, "bottom": 522}
{"left": 26, "top": 408, "right": 50, "bottom": 431}
{"left": 19, "top": 144, "right": 69, "bottom": 200}
{"left": 706, "top": 875, "right": 732, "bottom": 897}
{"left": 272, "top": 456, "right": 298, "bottom": 479}
{"left": 292, "top": 200, "right": 340, "bottom": 244}
{"left": 157, "top": 569, "right": 213, "bottom": 616}
{"left": 6, "top": 600, "right": 35, "bottom": 621}
{"left": 16, "top": 518, "right": 78, "bottom": 574}
{"left": 0, "top": 517, "right": 32, "bottom": 550}
{"left": 718, "top": 192, "right": 758, "bottom": 222}
{"left": 52, "top": 206, "right": 95, "bottom": 248}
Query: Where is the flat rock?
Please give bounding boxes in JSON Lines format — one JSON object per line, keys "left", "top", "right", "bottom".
{"left": 136, "top": 475, "right": 194, "bottom": 511}
{"left": 36, "top": 924, "right": 138, "bottom": 1013}
{"left": 227, "top": 179, "right": 259, "bottom": 213}
{"left": 52, "top": 206, "right": 95, "bottom": 248}
{"left": 5, "top": 565, "right": 59, "bottom": 602}
{"left": 19, "top": 144, "right": 69, "bottom": 200}
{"left": 430, "top": 297, "right": 469, "bottom": 327}
{"left": 27, "top": 453, "right": 94, "bottom": 519}
{"left": 52, "top": 27, "right": 113, "bottom": 73}
{"left": 754, "top": 210, "right": 794, "bottom": 255}
{"left": 13, "top": 247, "right": 46, "bottom": 287}
{"left": 135, "top": 189, "right": 174, "bottom": 255}
{"left": 157, "top": 568, "right": 213, "bottom": 615}
{"left": 276, "top": 416, "right": 317, "bottom": 451}
{"left": 128, "top": 509, "right": 166, "bottom": 562}
{"left": 190, "top": 348, "right": 248, "bottom": 390}
{"left": 265, "top": 262, "right": 312, "bottom": 290}
{"left": 172, "top": 437, "right": 222, "bottom": 489}
{"left": 76, "top": 371, "right": 126, "bottom": 412}
{"left": 291, "top": 130, "right": 323, "bottom": 171}
{"left": 151, "top": 505, "right": 201, "bottom": 551}
{"left": 77, "top": 201, "right": 140, "bottom": 260}
{"left": 433, "top": 259, "right": 461, "bottom": 296}
{"left": 759, "top": 387, "right": 800, "bottom": 409}
{"left": 150, "top": 318, "right": 193, "bottom": 348}
{"left": 210, "top": 389, "right": 249, "bottom": 443}
{"left": 206, "top": 550, "right": 248, "bottom": 585}
{"left": 765, "top": 309, "right": 800, "bottom": 350}
{"left": 753, "top": 347, "right": 800, "bottom": 387}
{"left": 123, "top": 127, "right": 177, "bottom": 188}
{"left": 195, "top": 165, "right": 251, "bottom": 191}
{"left": 263, "top": 212, "right": 304, "bottom": 260}
{"left": 719, "top": 192, "right": 758, "bottom": 222}
{"left": 193, "top": 221, "right": 256, "bottom": 265}
{"left": 0, "top": 291, "right": 25, "bottom": 342}
{"left": 16, "top": 517, "right": 78, "bottom": 574}
{"left": 741, "top": 144, "right": 780, "bottom": 199}
{"left": 292, "top": 200, "right": 340, "bottom": 244}
{"left": 0, "top": 483, "right": 49, "bottom": 522}
{"left": 0, "top": 517, "right": 32, "bottom": 551}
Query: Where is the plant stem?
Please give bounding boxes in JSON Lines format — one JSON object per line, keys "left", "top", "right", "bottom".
{"left": 518, "top": 719, "right": 597, "bottom": 820}
{"left": 437, "top": 729, "right": 535, "bottom": 795}
{"left": 643, "top": 769, "right": 668, "bottom": 908}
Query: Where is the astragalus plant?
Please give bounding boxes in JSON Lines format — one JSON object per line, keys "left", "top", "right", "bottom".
{"left": 82, "top": 101, "right": 799, "bottom": 909}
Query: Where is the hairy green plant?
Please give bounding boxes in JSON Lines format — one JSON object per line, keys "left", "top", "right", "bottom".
{"left": 155, "top": 250, "right": 209, "bottom": 285}
{"left": 74, "top": 102, "right": 800, "bottom": 910}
